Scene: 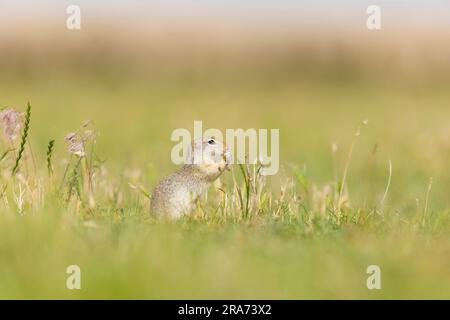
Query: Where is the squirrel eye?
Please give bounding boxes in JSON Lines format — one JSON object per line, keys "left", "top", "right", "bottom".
{"left": 207, "top": 139, "right": 215, "bottom": 145}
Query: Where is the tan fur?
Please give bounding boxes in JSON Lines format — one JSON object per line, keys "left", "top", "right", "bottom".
{"left": 151, "top": 139, "right": 230, "bottom": 219}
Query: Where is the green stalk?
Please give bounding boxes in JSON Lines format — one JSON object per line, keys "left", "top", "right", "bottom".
{"left": 239, "top": 163, "right": 250, "bottom": 217}
{"left": 47, "top": 140, "right": 55, "bottom": 177}
{"left": 12, "top": 102, "right": 31, "bottom": 176}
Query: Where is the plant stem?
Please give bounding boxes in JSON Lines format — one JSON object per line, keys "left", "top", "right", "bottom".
{"left": 12, "top": 102, "right": 31, "bottom": 176}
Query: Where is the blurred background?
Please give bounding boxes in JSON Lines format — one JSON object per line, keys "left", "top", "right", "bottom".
{"left": 1, "top": 0, "right": 450, "bottom": 209}
{"left": 2, "top": 0, "right": 450, "bottom": 300}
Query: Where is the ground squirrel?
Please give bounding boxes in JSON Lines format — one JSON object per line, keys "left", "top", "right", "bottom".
{"left": 151, "top": 138, "right": 231, "bottom": 218}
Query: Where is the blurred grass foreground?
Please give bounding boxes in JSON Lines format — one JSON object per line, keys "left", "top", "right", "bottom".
{"left": 1, "top": 3, "right": 450, "bottom": 299}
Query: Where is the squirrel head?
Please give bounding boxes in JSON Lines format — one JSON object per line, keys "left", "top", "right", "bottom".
{"left": 184, "top": 138, "right": 231, "bottom": 180}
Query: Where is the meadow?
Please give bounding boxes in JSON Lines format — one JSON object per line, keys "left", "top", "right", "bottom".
{"left": 1, "top": 27, "right": 450, "bottom": 299}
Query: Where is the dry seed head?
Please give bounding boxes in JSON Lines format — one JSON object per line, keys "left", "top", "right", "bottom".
{"left": 65, "top": 132, "right": 77, "bottom": 141}
{"left": 81, "top": 120, "right": 92, "bottom": 128}
{"left": 0, "top": 108, "right": 23, "bottom": 141}
{"left": 65, "top": 132, "right": 85, "bottom": 157}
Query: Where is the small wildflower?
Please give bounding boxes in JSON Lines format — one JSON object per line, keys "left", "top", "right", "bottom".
{"left": 0, "top": 108, "right": 22, "bottom": 141}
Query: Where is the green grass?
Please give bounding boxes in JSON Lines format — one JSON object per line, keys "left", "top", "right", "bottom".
{"left": 1, "top": 72, "right": 450, "bottom": 299}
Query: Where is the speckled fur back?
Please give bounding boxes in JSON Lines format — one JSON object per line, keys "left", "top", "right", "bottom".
{"left": 150, "top": 138, "right": 231, "bottom": 219}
